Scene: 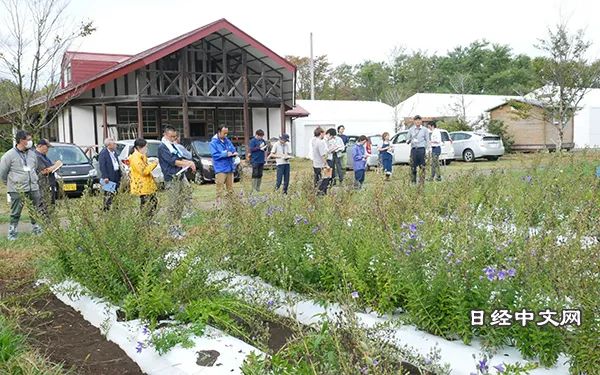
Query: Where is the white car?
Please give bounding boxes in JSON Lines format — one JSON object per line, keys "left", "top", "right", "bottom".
{"left": 449, "top": 131, "right": 505, "bottom": 162}
{"left": 115, "top": 139, "right": 164, "bottom": 184}
{"left": 390, "top": 129, "right": 454, "bottom": 165}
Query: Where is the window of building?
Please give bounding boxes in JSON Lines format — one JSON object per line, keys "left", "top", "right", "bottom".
{"left": 117, "top": 107, "right": 159, "bottom": 139}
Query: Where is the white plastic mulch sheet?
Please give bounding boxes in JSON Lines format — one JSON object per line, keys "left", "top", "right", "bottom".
{"left": 209, "top": 271, "right": 570, "bottom": 375}
{"left": 47, "top": 280, "right": 263, "bottom": 375}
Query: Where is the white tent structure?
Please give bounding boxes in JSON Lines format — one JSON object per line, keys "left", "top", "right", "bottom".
{"left": 395, "top": 93, "right": 519, "bottom": 127}
{"left": 291, "top": 100, "right": 396, "bottom": 158}
{"left": 573, "top": 89, "right": 600, "bottom": 148}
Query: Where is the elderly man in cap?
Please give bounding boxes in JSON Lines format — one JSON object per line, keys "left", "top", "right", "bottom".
{"left": 269, "top": 134, "right": 292, "bottom": 194}
{"left": 35, "top": 139, "right": 61, "bottom": 215}
{"left": 98, "top": 138, "right": 122, "bottom": 210}
{"left": 0, "top": 130, "right": 43, "bottom": 240}
{"left": 406, "top": 115, "right": 429, "bottom": 185}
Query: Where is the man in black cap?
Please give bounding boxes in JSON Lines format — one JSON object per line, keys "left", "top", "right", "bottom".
{"left": 406, "top": 115, "right": 429, "bottom": 185}
{"left": 35, "top": 139, "right": 61, "bottom": 215}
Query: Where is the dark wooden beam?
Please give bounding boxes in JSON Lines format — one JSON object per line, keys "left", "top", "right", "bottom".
{"left": 71, "top": 96, "right": 283, "bottom": 106}
{"left": 92, "top": 105, "right": 98, "bottom": 146}
{"left": 181, "top": 47, "right": 190, "bottom": 138}
{"left": 222, "top": 36, "right": 228, "bottom": 94}
{"left": 68, "top": 106, "right": 74, "bottom": 143}
{"left": 135, "top": 70, "right": 144, "bottom": 138}
{"left": 265, "top": 107, "right": 270, "bottom": 139}
{"left": 202, "top": 39, "right": 208, "bottom": 94}
{"left": 101, "top": 84, "right": 108, "bottom": 140}
{"left": 242, "top": 51, "right": 250, "bottom": 160}
{"left": 280, "top": 101, "right": 285, "bottom": 136}
{"left": 102, "top": 104, "right": 108, "bottom": 140}
{"left": 124, "top": 73, "right": 129, "bottom": 95}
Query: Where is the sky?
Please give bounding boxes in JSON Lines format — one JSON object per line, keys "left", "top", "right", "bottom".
{"left": 44, "top": 0, "right": 600, "bottom": 65}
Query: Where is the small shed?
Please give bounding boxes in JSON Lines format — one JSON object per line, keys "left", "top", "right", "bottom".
{"left": 488, "top": 99, "right": 574, "bottom": 151}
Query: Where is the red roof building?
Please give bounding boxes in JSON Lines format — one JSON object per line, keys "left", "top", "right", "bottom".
{"left": 50, "top": 19, "right": 297, "bottom": 149}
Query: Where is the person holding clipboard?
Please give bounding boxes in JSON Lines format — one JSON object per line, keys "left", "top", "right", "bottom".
{"left": 158, "top": 125, "right": 196, "bottom": 239}
{"left": 249, "top": 129, "right": 267, "bottom": 193}
{"left": 269, "top": 134, "right": 292, "bottom": 194}
{"left": 209, "top": 125, "right": 238, "bottom": 201}
{"left": 35, "top": 139, "right": 61, "bottom": 214}
{"left": 129, "top": 138, "right": 159, "bottom": 217}
{"left": 98, "top": 138, "right": 122, "bottom": 211}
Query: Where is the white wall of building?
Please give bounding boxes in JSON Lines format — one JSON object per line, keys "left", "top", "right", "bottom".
{"left": 573, "top": 89, "right": 600, "bottom": 148}
{"left": 71, "top": 106, "right": 95, "bottom": 146}
{"left": 574, "top": 107, "right": 600, "bottom": 148}
{"left": 251, "top": 108, "right": 285, "bottom": 141}
{"left": 291, "top": 100, "right": 395, "bottom": 158}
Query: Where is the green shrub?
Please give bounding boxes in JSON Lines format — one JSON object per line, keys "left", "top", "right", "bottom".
{"left": 204, "top": 154, "right": 600, "bottom": 369}
{"left": 486, "top": 119, "right": 515, "bottom": 152}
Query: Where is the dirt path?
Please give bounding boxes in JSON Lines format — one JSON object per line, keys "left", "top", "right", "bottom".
{"left": 0, "top": 275, "right": 144, "bottom": 375}
{"left": 28, "top": 290, "right": 144, "bottom": 374}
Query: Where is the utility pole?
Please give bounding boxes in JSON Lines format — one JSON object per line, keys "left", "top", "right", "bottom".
{"left": 310, "top": 32, "right": 315, "bottom": 100}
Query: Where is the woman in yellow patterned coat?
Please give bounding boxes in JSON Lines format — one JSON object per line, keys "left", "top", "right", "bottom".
{"left": 129, "top": 138, "right": 158, "bottom": 216}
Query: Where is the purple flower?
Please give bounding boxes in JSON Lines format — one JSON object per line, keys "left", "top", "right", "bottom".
{"left": 477, "top": 359, "right": 489, "bottom": 371}
{"left": 135, "top": 341, "right": 144, "bottom": 353}
{"left": 493, "top": 363, "right": 505, "bottom": 373}
{"left": 409, "top": 223, "right": 418, "bottom": 232}
{"left": 372, "top": 358, "right": 379, "bottom": 366}
{"left": 142, "top": 326, "right": 149, "bottom": 335}
{"left": 507, "top": 268, "right": 516, "bottom": 277}
{"left": 497, "top": 270, "right": 507, "bottom": 280}
{"left": 409, "top": 233, "right": 418, "bottom": 240}
{"left": 483, "top": 266, "right": 496, "bottom": 281}
{"left": 522, "top": 175, "right": 532, "bottom": 183}
{"left": 351, "top": 291, "right": 359, "bottom": 299}
{"left": 360, "top": 367, "right": 368, "bottom": 375}
{"left": 294, "top": 215, "right": 309, "bottom": 225}
{"left": 311, "top": 226, "right": 320, "bottom": 234}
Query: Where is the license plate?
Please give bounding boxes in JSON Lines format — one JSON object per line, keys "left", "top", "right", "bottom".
{"left": 63, "top": 183, "right": 77, "bottom": 192}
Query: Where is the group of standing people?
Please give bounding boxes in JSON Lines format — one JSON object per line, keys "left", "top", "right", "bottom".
{"left": 0, "top": 130, "right": 61, "bottom": 240}
{"left": 407, "top": 115, "right": 442, "bottom": 184}
{"left": 249, "top": 129, "right": 292, "bottom": 194}
{"left": 1, "top": 117, "right": 443, "bottom": 240}
{"left": 98, "top": 125, "right": 196, "bottom": 239}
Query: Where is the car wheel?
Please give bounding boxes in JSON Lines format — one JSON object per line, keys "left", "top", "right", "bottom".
{"left": 486, "top": 156, "right": 499, "bottom": 161}
{"left": 463, "top": 149, "right": 475, "bottom": 162}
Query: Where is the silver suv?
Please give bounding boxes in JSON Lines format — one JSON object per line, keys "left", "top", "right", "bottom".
{"left": 449, "top": 131, "right": 505, "bottom": 162}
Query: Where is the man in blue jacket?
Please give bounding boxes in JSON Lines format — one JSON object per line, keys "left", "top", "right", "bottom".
{"left": 352, "top": 135, "right": 369, "bottom": 189}
{"left": 210, "top": 125, "right": 238, "bottom": 200}
{"left": 98, "top": 138, "right": 122, "bottom": 211}
{"left": 158, "top": 125, "right": 196, "bottom": 239}
{"left": 249, "top": 129, "right": 267, "bottom": 192}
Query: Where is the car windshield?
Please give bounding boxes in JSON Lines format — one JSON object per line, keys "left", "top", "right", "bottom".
{"left": 192, "top": 141, "right": 212, "bottom": 157}
{"left": 48, "top": 145, "right": 89, "bottom": 165}
{"left": 146, "top": 143, "right": 160, "bottom": 158}
{"left": 369, "top": 136, "right": 382, "bottom": 145}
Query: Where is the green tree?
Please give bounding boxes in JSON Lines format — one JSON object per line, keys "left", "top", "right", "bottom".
{"left": 533, "top": 23, "right": 600, "bottom": 150}
{"left": 285, "top": 55, "right": 331, "bottom": 100}
{"left": 355, "top": 61, "right": 390, "bottom": 101}
{"left": 328, "top": 64, "right": 358, "bottom": 100}
{"left": 0, "top": 0, "right": 95, "bottom": 137}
